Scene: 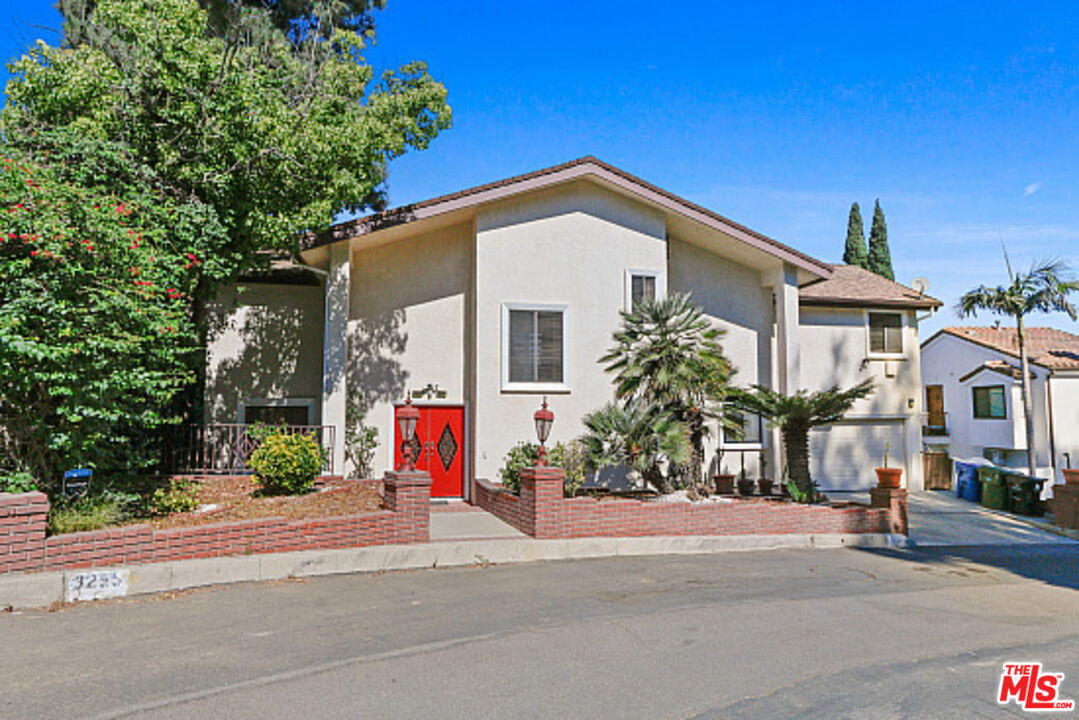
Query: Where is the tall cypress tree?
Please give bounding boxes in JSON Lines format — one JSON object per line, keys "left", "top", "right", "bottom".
{"left": 842, "top": 202, "right": 868, "bottom": 267}
{"left": 867, "top": 199, "right": 894, "bottom": 280}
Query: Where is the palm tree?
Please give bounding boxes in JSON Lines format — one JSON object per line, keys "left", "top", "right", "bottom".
{"left": 580, "top": 401, "right": 691, "bottom": 494}
{"left": 957, "top": 258, "right": 1079, "bottom": 478}
{"left": 601, "top": 293, "right": 735, "bottom": 489}
{"left": 731, "top": 380, "right": 875, "bottom": 502}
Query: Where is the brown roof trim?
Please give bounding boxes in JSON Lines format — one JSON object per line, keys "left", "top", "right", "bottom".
{"left": 303, "top": 156, "right": 833, "bottom": 277}
{"left": 958, "top": 362, "right": 1034, "bottom": 384}
{"left": 922, "top": 328, "right": 1052, "bottom": 369}
{"left": 800, "top": 296, "right": 942, "bottom": 310}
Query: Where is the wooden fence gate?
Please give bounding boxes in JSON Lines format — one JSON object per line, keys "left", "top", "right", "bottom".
{"left": 923, "top": 451, "right": 952, "bottom": 490}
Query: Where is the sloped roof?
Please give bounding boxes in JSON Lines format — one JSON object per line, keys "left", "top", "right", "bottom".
{"left": 303, "top": 156, "right": 833, "bottom": 277}
{"left": 934, "top": 326, "right": 1079, "bottom": 370}
{"left": 799, "top": 264, "right": 942, "bottom": 309}
{"left": 958, "top": 360, "right": 1034, "bottom": 383}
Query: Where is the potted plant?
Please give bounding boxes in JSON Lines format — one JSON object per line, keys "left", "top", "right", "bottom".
{"left": 737, "top": 467, "right": 756, "bottom": 496}
{"left": 1063, "top": 468, "right": 1079, "bottom": 486}
{"left": 713, "top": 470, "right": 735, "bottom": 494}
{"left": 757, "top": 452, "right": 774, "bottom": 495}
{"left": 875, "top": 443, "right": 903, "bottom": 489}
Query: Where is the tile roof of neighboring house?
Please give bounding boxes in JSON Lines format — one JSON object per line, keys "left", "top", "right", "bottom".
{"left": 934, "top": 326, "right": 1079, "bottom": 370}
{"left": 958, "top": 360, "right": 1034, "bottom": 383}
{"left": 302, "top": 156, "right": 834, "bottom": 277}
{"left": 798, "top": 264, "right": 943, "bottom": 309}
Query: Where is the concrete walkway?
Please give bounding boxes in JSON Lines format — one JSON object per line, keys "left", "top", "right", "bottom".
{"left": 429, "top": 503, "right": 525, "bottom": 541}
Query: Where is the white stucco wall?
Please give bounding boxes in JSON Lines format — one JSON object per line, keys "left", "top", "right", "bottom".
{"left": 798, "top": 306, "right": 925, "bottom": 490}
{"left": 921, "top": 332, "right": 1054, "bottom": 478}
{"left": 472, "top": 181, "right": 668, "bottom": 481}
{"left": 1050, "top": 374, "right": 1079, "bottom": 482}
{"left": 668, "top": 238, "right": 774, "bottom": 478}
{"left": 348, "top": 221, "right": 472, "bottom": 479}
{"left": 204, "top": 282, "right": 325, "bottom": 424}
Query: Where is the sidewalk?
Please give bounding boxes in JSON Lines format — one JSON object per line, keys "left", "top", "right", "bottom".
{"left": 0, "top": 529, "right": 904, "bottom": 611}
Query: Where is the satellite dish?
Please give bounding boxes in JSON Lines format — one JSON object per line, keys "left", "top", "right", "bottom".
{"left": 911, "top": 277, "right": 930, "bottom": 296}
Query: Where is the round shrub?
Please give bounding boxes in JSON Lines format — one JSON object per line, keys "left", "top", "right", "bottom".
{"left": 248, "top": 431, "right": 325, "bottom": 496}
{"left": 497, "top": 440, "right": 587, "bottom": 497}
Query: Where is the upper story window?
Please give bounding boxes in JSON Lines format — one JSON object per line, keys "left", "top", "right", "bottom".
{"left": 502, "top": 303, "right": 568, "bottom": 391}
{"left": 625, "top": 270, "right": 660, "bottom": 311}
{"left": 972, "top": 385, "right": 1007, "bottom": 419}
{"left": 868, "top": 312, "right": 903, "bottom": 355}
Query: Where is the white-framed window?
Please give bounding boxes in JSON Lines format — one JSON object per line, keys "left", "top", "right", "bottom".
{"left": 866, "top": 311, "right": 904, "bottom": 358}
{"left": 625, "top": 269, "right": 661, "bottom": 311}
{"left": 238, "top": 397, "right": 316, "bottom": 426}
{"left": 720, "top": 406, "right": 765, "bottom": 449}
{"left": 501, "top": 303, "right": 569, "bottom": 392}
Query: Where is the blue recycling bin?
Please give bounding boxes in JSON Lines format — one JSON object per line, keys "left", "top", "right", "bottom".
{"left": 955, "top": 461, "right": 982, "bottom": 502}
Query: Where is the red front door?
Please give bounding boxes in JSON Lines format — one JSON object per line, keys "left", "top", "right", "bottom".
{"left": 394, "top": 404, "right": 465, "bottom": 498}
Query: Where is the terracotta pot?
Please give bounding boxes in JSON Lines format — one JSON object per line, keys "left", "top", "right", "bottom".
{"left": 1063, "top": 469, "right": 1079, "bottom": 486}
{"left": 737, "top": 478, "right": 756, "bottom": 496}
{"left": 875, "top": 467, "right": 903, "bottom": 489}
{"left": 758, "top": 478, "right": 774, "bottom": 496}
{"left": 713, "top": 474, "right": 735, "bottom": 494}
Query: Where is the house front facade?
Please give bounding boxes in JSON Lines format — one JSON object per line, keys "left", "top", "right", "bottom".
{"left": 203, "top": 157, "right": 937, "bottom": 497}
{"left": 921, "top": 326, "right": 1079, "bottom": 489}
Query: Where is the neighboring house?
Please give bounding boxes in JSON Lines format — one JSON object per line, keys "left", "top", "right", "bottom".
{"left": 203, "top": 157, "right": 939, "bottom": 498}
{"left": 921, "top": 326, "right": 1079, "bottom": 489}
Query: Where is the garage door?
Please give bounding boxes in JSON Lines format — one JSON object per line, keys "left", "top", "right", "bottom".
{"left": 809, "top": 420, "right": 906, "bottom": 491}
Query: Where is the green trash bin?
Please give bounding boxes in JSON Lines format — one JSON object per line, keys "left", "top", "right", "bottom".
{"left": 1004, "top": 472, "right": 1044, "bottom": 516}
{"left": 978, "top": 466, "right": 1009, "bottom": 511}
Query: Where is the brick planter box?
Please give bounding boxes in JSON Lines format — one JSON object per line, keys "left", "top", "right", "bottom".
{"left": 0, "top": 471, "right": 430, "bottom": 575}
{"left": 475, "top": 466, "right": 907, "bottom": 539}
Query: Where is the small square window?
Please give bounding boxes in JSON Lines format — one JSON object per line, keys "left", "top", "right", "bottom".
{"left": 625, "top": 270, "right": 660, "bottom": 311}
{"left": 973, "top": 385, "right": 1006, "bottom": 419}
{"left": 868, "top": 312, "right": 903, "bottom": 354}
{"left": 722, "top": 406, "right": 764, "bottom": 446}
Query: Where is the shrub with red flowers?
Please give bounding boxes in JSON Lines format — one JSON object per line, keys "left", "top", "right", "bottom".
{"left": 0, "top": 132, "right": 227, "bottom": 488}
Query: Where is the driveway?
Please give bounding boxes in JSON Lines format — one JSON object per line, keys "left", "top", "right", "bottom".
{"left": 841, "top": 489, "right": 1078, "bottom": 547}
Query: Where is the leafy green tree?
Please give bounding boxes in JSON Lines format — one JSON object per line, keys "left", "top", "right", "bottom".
{"left": 580, "top": 401, "right": 691, "bottom": 494}
{"left": 601, "top": 293, "right": 735, "bottom": 490}
{"left": 3, "top": 0, "right": 450, "bottom": 421}
{"left": 731, "top": 380, "right": 875, "bottom": 502}
{"left": 842, "top": 202, "right": 867, "bottom": 267}
{"left": 0, "top": 131, "right": 227, "bottom": 486}
{"left": 866, "top": 199, "right": 894, "bottom": 280}
{"left": 957, "top": 257, "right": 1079, "bottom": 478}
{"left": 4, "top": 0, "right": 451, "bottom": 299}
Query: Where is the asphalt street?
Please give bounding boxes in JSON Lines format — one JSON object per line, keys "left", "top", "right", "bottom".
{"left": 3, "top": 542, "right": 1079, "bottom": 719}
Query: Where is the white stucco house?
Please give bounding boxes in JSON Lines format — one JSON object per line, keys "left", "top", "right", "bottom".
{"left": 921, "top": 326, "right": 1079, "bottom": 488}
{"left": 202, "top": 157, "right": 940, "bottom": 498}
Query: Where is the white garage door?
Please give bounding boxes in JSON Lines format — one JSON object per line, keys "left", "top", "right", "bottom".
{"left": 810, "top": 420, "right": 906, "bottom": 491}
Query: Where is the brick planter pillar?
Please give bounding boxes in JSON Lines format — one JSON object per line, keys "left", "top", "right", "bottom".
{"left": 0, "top": 491, "right": 49, "bottom": 573}
{"left": 384, "top": 470, "right": 432, "bottom": 544}
{"left": 870, "top": 487, "right": 909, "bottom": 536}
{"left": 1050, "top": 484, "right": 1079, "bottom": 531}
{"left": 519, "top": 465, "right": 564, "bottom": 539}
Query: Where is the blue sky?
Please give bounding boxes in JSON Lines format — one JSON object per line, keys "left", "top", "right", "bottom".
{"left": 3, "top": 1, "right": 1078, "bottom": 336}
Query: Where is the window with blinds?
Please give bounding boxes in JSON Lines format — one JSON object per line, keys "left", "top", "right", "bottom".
{"left": 868, "top": 312, "right": 903, "bottom": 354}
{"left": 508, "top": 308, "right": 564, "bottom": 384}
{"left": 630, "top": 274, "right": 656, "bottom": 309}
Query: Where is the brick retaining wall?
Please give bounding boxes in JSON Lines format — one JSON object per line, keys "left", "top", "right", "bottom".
{"left": 475, "top": 466, "right": 907, "bottom": 539}
{"left": 0, "top": 471, "right": 430, "bottom": 574}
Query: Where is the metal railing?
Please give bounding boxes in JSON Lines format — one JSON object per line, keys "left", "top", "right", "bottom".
{"left": 166, "top": 424, "right": 336, "bottom": 475}
{"left": 922, "top": 411, "right": 949, "bottom": 437}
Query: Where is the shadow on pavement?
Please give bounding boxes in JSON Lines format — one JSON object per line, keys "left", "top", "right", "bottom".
{"left": 855, "top": 542, "right": 1079, "bottom": 592}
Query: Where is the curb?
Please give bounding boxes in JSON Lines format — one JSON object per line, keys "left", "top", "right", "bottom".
{"left": 0, "top": 532, "right": 907, "bottom": 611}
